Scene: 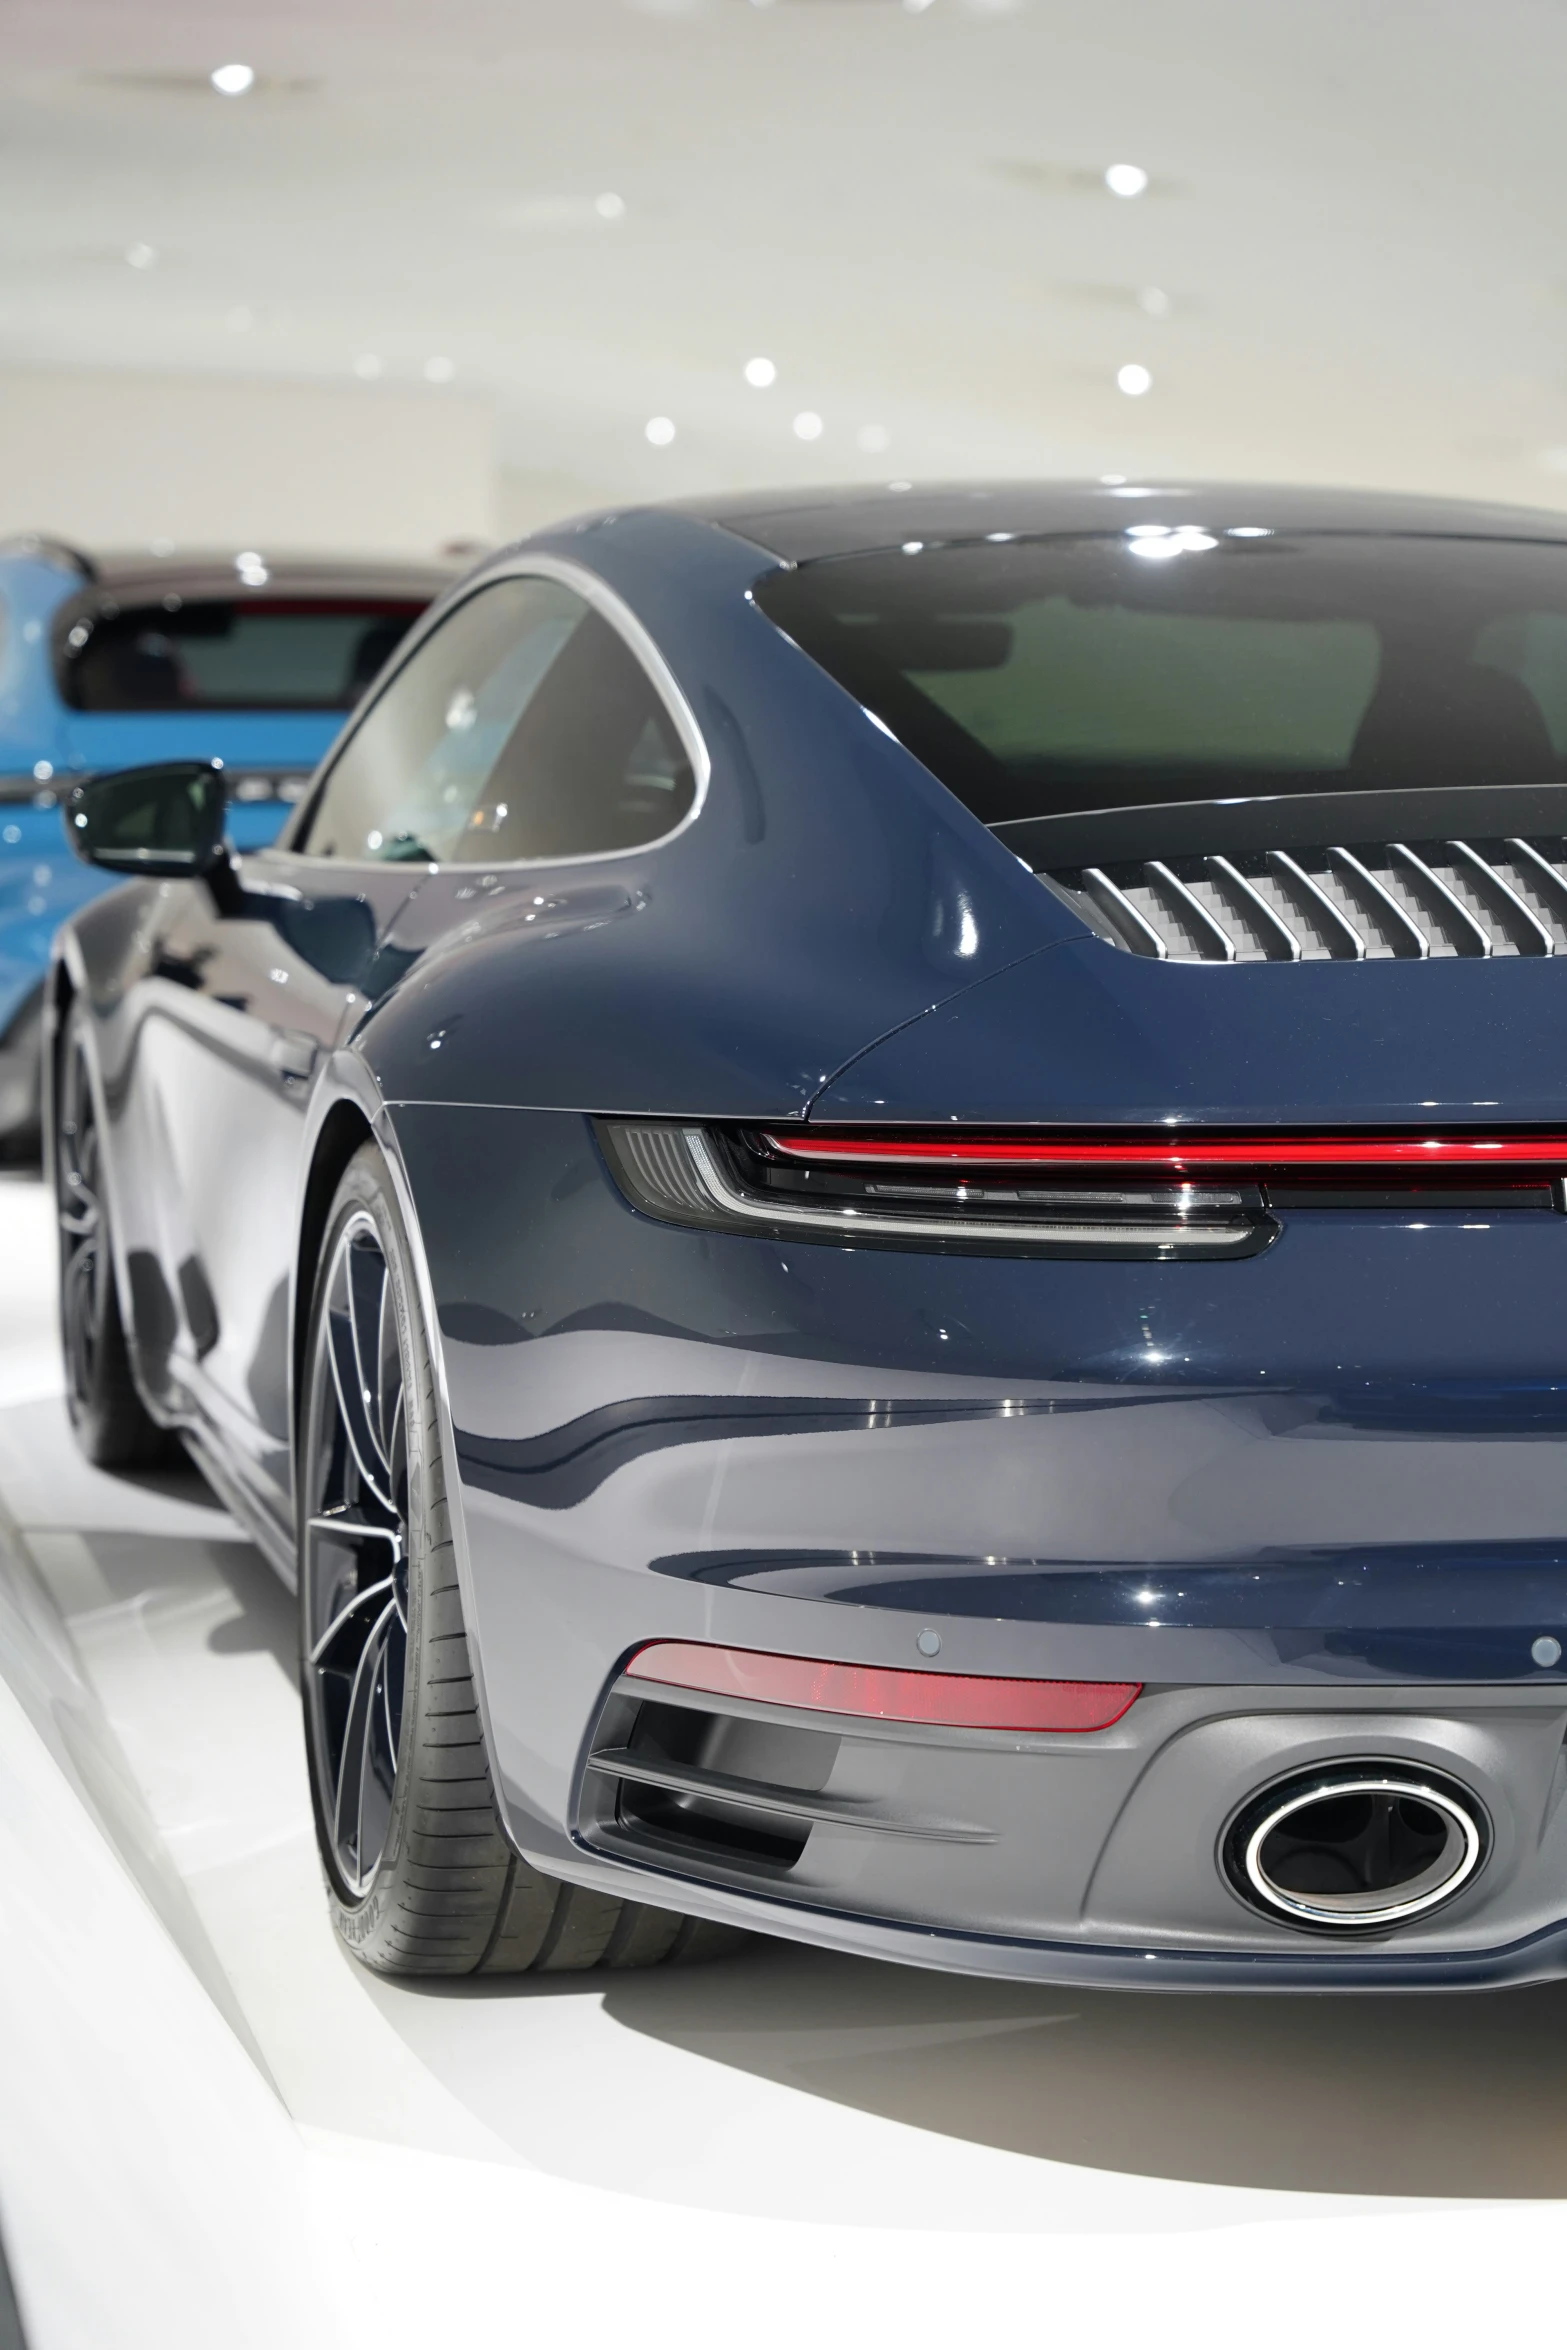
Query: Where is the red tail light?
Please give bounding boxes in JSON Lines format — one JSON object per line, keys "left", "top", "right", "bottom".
{"left": 762, "top": 1129, "right": 1567, "bottom": 1173}
{"left": 597, "top": 1121, "right": 1275, "bottom": 1258}
{"left": 601, "top": 1122, "right": 1565, "bottom": 1258}
{"left": 624, "top": 1640, "right": 1141, "bottom": 1732}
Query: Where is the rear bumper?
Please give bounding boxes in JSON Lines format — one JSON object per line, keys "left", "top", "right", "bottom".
{"left": 456, "top": 1474, "right": 1567, "bottom": 1987}
{"left": 392, "top": 1102, "right": 1567, "bottom": 1988}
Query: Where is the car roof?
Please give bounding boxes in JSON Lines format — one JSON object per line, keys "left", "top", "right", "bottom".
{"left": 71, "top": 552, "right": 459, "bottom": 601}
{"left": 0, "top": 534, "right": 460, "bottom": 599}
{"left": 673, "top": 480, "right": 1567, "bottom": 565}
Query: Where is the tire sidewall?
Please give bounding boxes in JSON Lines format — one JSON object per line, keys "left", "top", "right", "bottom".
{"left": 55, "top": 1001, "right": 139, "bottom": 1456}
{"left": 299, "top": 1142, "right": 434, "bottom": 1948}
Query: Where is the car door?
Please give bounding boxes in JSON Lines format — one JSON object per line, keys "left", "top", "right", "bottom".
{"left": 121, "top": 850, "right": 423, "bottom": 1546}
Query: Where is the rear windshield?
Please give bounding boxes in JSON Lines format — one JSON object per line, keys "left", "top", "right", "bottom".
{"left": 753, "top": 532, "right": 1567, "bottom": 823}
{"left": 58, "top": 598, "right": 427, "bottom": 712}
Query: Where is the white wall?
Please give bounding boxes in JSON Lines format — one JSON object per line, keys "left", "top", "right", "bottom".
{"left": 0, "top": 368, "right": 496, "bottom": 556}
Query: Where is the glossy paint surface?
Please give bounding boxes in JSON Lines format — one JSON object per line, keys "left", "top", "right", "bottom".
{"left": 817, "top": 934, "right": 1567, "bottom": 1127}
{"left": 360, "top": 510, "right": 1075, "bottom": 1119}
{"left": 51, "top": 485, "right": 1567, "bottom": 1985}
{"left": 395, "top": 1103, "right": 1567, "bottom": 1688}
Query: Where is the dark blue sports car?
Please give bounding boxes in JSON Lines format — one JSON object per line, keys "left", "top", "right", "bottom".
{"left": 49, "top": 481, "right": 1567, "bottom": 1985}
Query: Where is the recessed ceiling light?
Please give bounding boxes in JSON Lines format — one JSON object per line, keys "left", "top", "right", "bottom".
{"left": 856, "top": 424, "right": 890, "bottom": 454}
{"left": 1105, "top": 162, "right": 1149, "bottom": 198}
{"left": 645, "top": 415, "right": 676, "bottom": 446}
{"left": 88, "top": 66, "right": 312, "bottom": 97}
{"left": 423, "top": 356, "right": 456, "bottom": 383}
{"left": 210, "top": 63, "right": 255, "bottom": 96}
{"left": 1227, "top": 525, "right": 1273, "bottom": 537}
{"left": 1116, "top": 362, "right": 1153, "bottom": 396}
{"left": 743, "top": 356, "right": 777, "bottom": 388}
{"left": 125, "top": 242, "right": 157, "bottom": 270}
{"left": 1139, "top": 286, "right": 1171, "bottom": 317}
{"left": 595, "top": 192, "right": 626, "bottom": 220}
{"left": 793, "top": 410, "right": 824, "bottom": 441}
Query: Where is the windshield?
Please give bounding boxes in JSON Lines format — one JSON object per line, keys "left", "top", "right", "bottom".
{"left": 753, "top": 532, "right": 1567, "bottom": 824}
{"left": 58, "top": 598, "right": 427, "bottom": 712}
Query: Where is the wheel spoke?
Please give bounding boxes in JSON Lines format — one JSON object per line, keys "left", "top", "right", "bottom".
{"left": 346, "top": 1238, "right": 392, "bottom": 1474}
{"left": 59, "top": 1189, "right": 99, "bottom": 1240}
{"left": 307, "top": 1512, "right": 401, "bottom": 1547}
{"left": 356, "top": 1613, "right": 399, "bottom": 1889}
{"left": 374, "top": 1255, "right": 402, "bottom": 1469}
{"left": 332, "top": 1594, "right": 398, "bottom": 1882}
{"left": 326, "top": 1306, "right": 396, "bottom": 1513}
{"left": 309, "top": 1572, "right": 395, "bottom": 1664}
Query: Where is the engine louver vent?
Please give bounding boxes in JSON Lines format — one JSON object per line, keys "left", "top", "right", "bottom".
{"left": 1046, "top": 837, "right": 1567, "bottom": 963}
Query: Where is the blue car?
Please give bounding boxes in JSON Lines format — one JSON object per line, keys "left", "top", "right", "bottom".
{"left": 48, "top": 482, "right": 1567, "bottom": 1987}
{"left": 0, "top": 537, "right": 452, "bottom": 1150}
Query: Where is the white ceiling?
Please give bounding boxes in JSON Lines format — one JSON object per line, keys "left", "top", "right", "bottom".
{"left": 4, "top": 0, "right": 1567, "bottom": 531}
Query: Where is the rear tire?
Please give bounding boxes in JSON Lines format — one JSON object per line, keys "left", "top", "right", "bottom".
{"left": 56, "top": 1003, "right": 170, "bottom": 1468}
{"left": 298, "top": 1141, "right": 743, "bottom": 1976}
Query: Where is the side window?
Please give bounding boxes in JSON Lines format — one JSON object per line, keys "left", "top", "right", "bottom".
{"left": 299, "top": 575, "right": 696, "bottom": 864}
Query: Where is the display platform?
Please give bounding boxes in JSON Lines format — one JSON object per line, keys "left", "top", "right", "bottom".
{"left": 1, "top": 1168, "right": 1564, "bottom": 2347}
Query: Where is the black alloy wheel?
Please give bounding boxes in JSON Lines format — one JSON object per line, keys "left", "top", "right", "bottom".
{"left": 299, "top": 1142, "right": 744, "bottom": 1975}
{"left": 301, "top": 1207, "right": 410, "bottom": 1897}
{"left": 56, "top": 1005, "right": 168, "bottom": 1466}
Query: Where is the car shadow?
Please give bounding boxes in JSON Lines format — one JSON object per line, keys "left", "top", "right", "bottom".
{"left": 417, "top": 1929, "right": 1567, "bottom": 2199}
{"left": 203, "top": 1559, "right": 296, "bottom": 1671}
{"left": 92, "top": 1454, "right": 299, "bottom": 1673}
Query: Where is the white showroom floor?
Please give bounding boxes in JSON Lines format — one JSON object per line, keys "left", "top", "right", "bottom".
{"left": 3, "top": 1169, "right": 1566, "bottom": 2347}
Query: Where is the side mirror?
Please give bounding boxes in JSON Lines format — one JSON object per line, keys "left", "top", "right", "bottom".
{"left": 65, "top": 760, "right": 227, "bottom": 879}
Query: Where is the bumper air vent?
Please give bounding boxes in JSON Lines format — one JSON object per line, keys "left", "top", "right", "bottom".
{"left": 579, "top": 1643, "right": 1140, "bottom": 1885}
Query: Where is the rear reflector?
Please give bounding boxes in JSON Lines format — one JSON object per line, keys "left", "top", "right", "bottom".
{"left": 763, "top": 1130, "right": 1567, "bottom": 1174}
{"left": 623, "top": 1641, "right": 1141, "bottom": 1732}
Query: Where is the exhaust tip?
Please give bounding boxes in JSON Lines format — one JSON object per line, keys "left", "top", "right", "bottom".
{"left": 1222, "top": 1763, "right": 1488, "bottom": 1931}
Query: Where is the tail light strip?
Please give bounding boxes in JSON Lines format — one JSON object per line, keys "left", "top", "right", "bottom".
{"left": 625, "top": 1640, "right": 1141, "bottom": 1733}
{"left": 764, "top": 1131, "right": 1567, "bottom": 1174}
{"left": 598, "top": 1122, "right": 1273, "bottom": 1258}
